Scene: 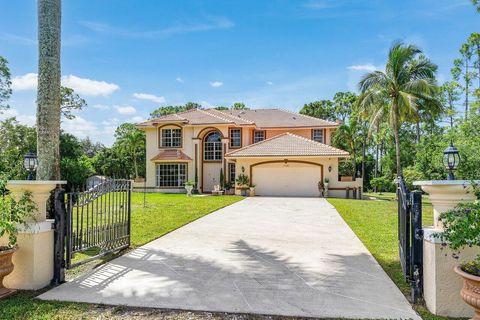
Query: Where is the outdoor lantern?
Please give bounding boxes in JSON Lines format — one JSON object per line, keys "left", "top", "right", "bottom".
{"left": 23, "top": 151, "right": 38, "bottom": 180}
{"left": 443, "top": 142, "right": 460, "bottom": 180}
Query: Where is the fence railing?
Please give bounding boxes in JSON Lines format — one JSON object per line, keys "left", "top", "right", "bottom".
{"left": 397, "top": 176, "right": 423, "bottom": 302}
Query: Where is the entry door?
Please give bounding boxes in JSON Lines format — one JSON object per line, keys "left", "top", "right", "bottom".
{"left": 203, "top": 162, "right": 221, "bottom": 192}
{"left": 253, "top": 162, "right": 322, "bottom": 197}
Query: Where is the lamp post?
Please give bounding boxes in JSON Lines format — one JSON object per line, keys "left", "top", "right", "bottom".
{"left": 23, "top": 151, "right": 38, "bottom": 180}
{"left": 443, "top": 142, "right": 460, "bottom": 180}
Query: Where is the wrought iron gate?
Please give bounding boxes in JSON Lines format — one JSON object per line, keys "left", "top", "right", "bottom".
{"left": 53, "top": 179, "right": 132, "bottom": 284}
{"left": 397, "top": 176, "right": 423, "bottom": 302}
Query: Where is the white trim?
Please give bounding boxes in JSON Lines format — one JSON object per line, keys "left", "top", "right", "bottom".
{"left": 17, "top": 219, "right": 54, "bottom": 234}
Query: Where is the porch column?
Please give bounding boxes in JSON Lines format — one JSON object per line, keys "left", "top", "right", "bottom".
{"left": 414, "top": 180, "right": 479, "bottom": 318}
{"left": 2, "top": 180, "right": 66, "bottom": 290}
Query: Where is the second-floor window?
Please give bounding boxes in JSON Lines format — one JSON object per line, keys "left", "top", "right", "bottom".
{"left": 204, "top": 131, "right": 223, "bottom": 161}
{"left": 230, "top": 128, "right": 241, "bottom": 148}
{"left": 312, "top": 129, "right": 324, "bottom": 143}
{"left": 253, "top": 130, "right": 265, "bottom": 143}
{"left": 160, "top": 128, "right": 182, "bottom": 148}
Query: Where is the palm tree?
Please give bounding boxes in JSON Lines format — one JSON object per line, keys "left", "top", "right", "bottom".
{"left": 116, "top": 124, "right": 145, "bottom": 179}
{"left": 357, "top": 42, "right": 440, "bottom": 176}
{"left": 37, "top": 0, "right": 61, "bottom": 180}
{"left": 332, "top": 119, "right": 359, "bottom": 178}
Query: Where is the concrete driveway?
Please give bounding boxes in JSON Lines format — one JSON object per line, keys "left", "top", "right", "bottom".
{"left": 40, "top": 197, "right": 419, "bottom": 319}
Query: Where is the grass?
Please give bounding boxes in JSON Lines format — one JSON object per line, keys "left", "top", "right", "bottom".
{"left": 0, "top": 193, "right": 243, "bottom": 320}
{"left": 328, "top": 193, "right": 454, "bottom": 320}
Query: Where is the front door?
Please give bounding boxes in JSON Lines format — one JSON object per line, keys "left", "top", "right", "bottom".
{"left": 203, "top": 162, "right": 222, "bottom": 192}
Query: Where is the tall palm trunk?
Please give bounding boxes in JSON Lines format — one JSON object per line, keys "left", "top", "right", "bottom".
{"left": 37, "top": 0, "right": 61, "bottom": 180}
{"left": 392, "top": 104, "right": 402, "bottom": 177}
{"left": 133, "top": 153, "right": 138, "bottom": 179}
{"left": 415, "top": 121, "right": 421, "bottom": 144}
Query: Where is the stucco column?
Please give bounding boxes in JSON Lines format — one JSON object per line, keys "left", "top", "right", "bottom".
{"left": 1, "top": 180, "right": 66, "bottom": 290}
{"left": 413, "top": 180, "right": 480, "bottom": 318}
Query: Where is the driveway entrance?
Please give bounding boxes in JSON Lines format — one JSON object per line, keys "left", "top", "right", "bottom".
{"left": 40, "top": 197, "right": 419, "bottom": 319}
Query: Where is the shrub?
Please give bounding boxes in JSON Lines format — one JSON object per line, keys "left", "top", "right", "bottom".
{"left": 370, "top": 176, "right": 395, "bottom": 193}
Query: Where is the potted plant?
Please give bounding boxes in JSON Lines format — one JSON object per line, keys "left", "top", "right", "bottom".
{"left": 324, "top": 177, "right": 330, "bottom": 197}
{"left": 224, "top": 182, "right": 234, "bottom": 195}
{"left": 249, "top": 184, "right": 256, "bottom": 197}
{"left": 437, "top": 188, "right": 480, "bottom": 317}
{"left": 235, "top": 174, "right": 250, "bottom": 196}
{"left": 184, "top": 181, "right": 195, "bottom": 197}
{"left": 0, "top": 180, "right": 36, "bottom": 298}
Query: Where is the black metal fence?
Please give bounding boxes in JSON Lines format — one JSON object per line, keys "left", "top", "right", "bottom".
{"left": 397, "top": 176, "right": 423, "bottom": 302}
{"left": 53, "top": 179, "right": 132, "bottom": 284}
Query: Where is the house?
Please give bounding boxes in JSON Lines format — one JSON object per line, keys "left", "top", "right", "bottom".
{"left": 136, "top": 108, "right": 362, "bottom": 198}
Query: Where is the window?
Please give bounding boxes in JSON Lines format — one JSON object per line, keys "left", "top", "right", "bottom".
{"left": 160, "top": 128, "right": 182, "bottom": 148}
{"left": 228, "top": 163, "right": 236, "bottom": 182}
{"left": 312, "top": 129, "right": 324, "bottom": 143}
{"left": 253, "top": 130, "right": 265, "bottom": 143}
{"left": 204, "top": 131, "right": 223, "bottom": 161}
{"left": 230, "top": 128, "right": 242, "bottom": 148}
{"left": 156, "top": 163, "right": 187, "bottom": 187}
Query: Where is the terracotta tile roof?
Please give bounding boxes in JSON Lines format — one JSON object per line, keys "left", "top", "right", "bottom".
{"left": 216, "top": 108, "right": 338, "bottom": 128}
{"left": 225, "top": 133, "right": 349, "bottom": 157}
{"left": 137, "top": 108, "right": 337, "bottom": 128}
{"left": 151, "top": 149, "right": 192, "bottom": 161}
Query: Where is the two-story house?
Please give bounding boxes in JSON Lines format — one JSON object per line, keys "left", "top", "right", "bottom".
{"left": 136, "top": 108, "right": 362, "bottom": 197}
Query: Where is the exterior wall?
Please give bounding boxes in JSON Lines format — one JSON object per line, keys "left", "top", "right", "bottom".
{"left": 230, "top": 156, "right": 362, "bottom": 198}
{"left": 143, "top": 122, "right": 338, "bottom": 193}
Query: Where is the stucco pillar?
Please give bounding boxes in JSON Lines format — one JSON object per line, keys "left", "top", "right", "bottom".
{"left": 1, "top": 180, "right": 66, "bottom": 290}
{"left": 414, "top": 180, "right": 480, "bottom": 318}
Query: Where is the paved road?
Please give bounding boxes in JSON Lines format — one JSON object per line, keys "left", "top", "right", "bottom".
{"left": 40, "top": 197, "right": 419, "bottom": 319}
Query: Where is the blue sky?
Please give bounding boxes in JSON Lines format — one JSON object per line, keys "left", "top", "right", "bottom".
{"left": 0, "top": 0, "right": 477, "bottom": 145}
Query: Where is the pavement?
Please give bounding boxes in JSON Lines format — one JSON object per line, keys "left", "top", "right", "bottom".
{"left": 40, "top": 197, "right": 420, "bottom": 319}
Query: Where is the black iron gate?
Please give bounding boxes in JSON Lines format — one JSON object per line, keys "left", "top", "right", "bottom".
{"left": 397, "top": 176, "right": 423, "bottom": 302}
{"left": 53, "top": 179, "right": 132, "bottom": 284}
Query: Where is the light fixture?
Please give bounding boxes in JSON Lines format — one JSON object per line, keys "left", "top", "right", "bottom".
{"left": 328, "top": 165, "right": 332, "bottom": 172}
{"left": 241, "top": 166, "right": 245, "bottom": 173}
{"left": 23, "top": 151, "right": 38, "bottom": 180}
{"left": 443, "top": 142, "right": 460, "bottom": 180}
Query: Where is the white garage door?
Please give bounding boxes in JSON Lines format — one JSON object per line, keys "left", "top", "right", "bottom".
{"left": 253, "top": 162, "right": 321, "bottom": 197}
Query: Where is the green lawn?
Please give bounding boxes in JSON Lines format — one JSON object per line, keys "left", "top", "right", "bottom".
{"left": 328, "top": 194, "right": 453, "bottom": 320}
{"left": 0, "top": 193, "right": 243, "bottom": 320}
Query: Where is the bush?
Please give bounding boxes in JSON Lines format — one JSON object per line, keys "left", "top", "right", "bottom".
{"left": 403, "top": 166, "right": 423, "bottom": 190}
{"left": 370, "top": 176, "right": 395, "bottom": 193}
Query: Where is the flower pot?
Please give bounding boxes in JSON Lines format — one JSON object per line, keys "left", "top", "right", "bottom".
{"left": 0, "top": 246, "right": 17, "bottom": 299}
{"left": 240, "top": 188, "right": 247, "bottom": 196}
{"left": 455, "top": 266, "right": 480, "bottom": 320}
{"left": 249, "top": 187, "right": 255, "bottom": 197}
{"left": 185, "top": 185, "right": 194, "bottom": 196}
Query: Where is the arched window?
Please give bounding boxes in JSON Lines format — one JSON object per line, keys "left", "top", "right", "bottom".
{"left": 204, "top": 131, "right": 222, "bottom": 161}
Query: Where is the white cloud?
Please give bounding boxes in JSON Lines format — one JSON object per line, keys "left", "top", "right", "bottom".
{"left": 347, "top": 64, "right": 380, "bottom": 72}
{"left": 11, "top": 73, "right": 38, "bottom": 91}
{"left": 114, "top": 105, "right": 136, "bottom": 115}
{"left": 81, "top": 16, "right": 234, "bottom": 39}
{"left": 11, "top": 73, "right": 120, "bottom": 97}
{"left": 62, "top": 75, "right": 119, "bottom": 97}
{"left": 133, "top": 93, "right": 166, "bottom": 104}
{"left": 209, "top": 81, "right": 223, "bottom": 88}
{"left": 0, "top": 108, "right": 36, "bottom": 125}
{"left": 266, "top": 81, "right": 274, "bottom": 86}
{"left": 62, "top": 116, "right": 98, "bottom": 138}
{"left": 128, "top": 116, "right": 146, "bottom": 123}
{"left": 176, "top": 77, "right": 184, "bottom": 83}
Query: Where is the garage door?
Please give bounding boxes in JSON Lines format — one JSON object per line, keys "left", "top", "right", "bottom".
{"left": 252, "top": 162, "right": 322, "bottom": 197}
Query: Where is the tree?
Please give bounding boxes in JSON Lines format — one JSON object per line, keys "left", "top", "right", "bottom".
{"left": 452, "top": 42, "right": 475, "bottom": 119}
{"left": 332, "top": 118, "right": 360, "bottom": 177}
{"left": 231, "top": 102, "right": 249, "bottom": 110}
{"left": 61, "top": 86, "right": 87, "bottom": 120}
{"left": 115, "top": 123, "right": 145, "bottom": 179}
{"left": 333, "top": 92, "right": 356, "bottom": 123}
{"left": 37, "top": 0, "right": 62, "bottom": 180}
{"left": 150, "top": 102, "right": 203, "bottom": 119}
{"left": 0, "top": 56, "right": 12, "bottom": 111}
{"left": 357, "top": 42, "right": 440, "bottom": 176}
{"left": 472, "top": 0, "right": 480, "bottom": 12}
{"left": 300, "top": 100, "right": 336, "bottom": 121}
{"left": 214, "top": 106, "right": 229, "bottom": 110}
{"left": 441, "top": 81, "right": 462, "bottom": 128}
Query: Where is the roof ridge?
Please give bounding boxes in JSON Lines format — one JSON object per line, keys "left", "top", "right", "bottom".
{"left": 199, "top": 109, "right": 235, "bottom": 123}
{"left": 225, "top": 132, "right": 291, "bottom": 156}
{"left": 210, "top": 109, "right": 255, "bottom": 124}
{"left": 283, "top": 132, "right": 349, "bottom": 153}
{"left": 277, "top": 108, "right": 338, "bottom": 126}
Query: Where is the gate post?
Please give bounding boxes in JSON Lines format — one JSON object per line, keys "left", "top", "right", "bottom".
{"left": 52, "top": 188, "right": 66, "bottom": 284}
